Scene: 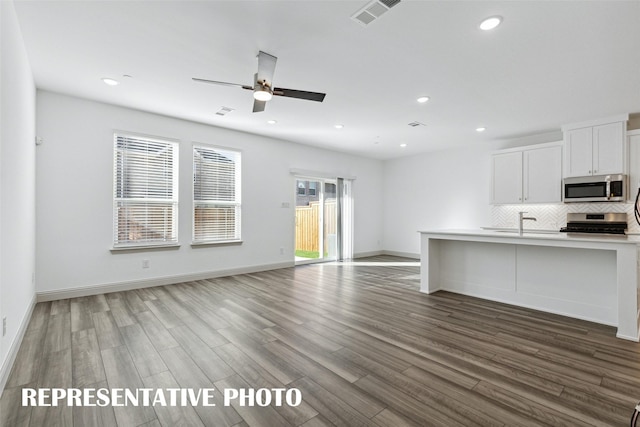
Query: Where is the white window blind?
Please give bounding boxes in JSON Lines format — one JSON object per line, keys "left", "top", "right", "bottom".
{"left": 193, "top": 145, "right": 241, "bottom": 243}
{"left": 113, "top": 133, "right": 178, "bottom": 247}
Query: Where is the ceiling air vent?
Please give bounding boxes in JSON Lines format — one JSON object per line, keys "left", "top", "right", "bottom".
{"left": 351, "top": 0, "right": 401, "bottom": 27}
{"left": 380, "top": 0, "right": 401, "bottom": 8}
{"left": 215, "top": 106, "right": 235, "bottom": 116}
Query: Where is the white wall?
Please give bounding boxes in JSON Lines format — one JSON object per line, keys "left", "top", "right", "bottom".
{"left": 382, "top": 145, "right": 494, "bottom": 256}
{"left": 0, "top": 0, "right": 37, "bottom": 393}
{"left": 382, "top": 130, "right": 567, "bottom": 257}
{"left": 36, "top": 91, "right": 383, "bottom": 296}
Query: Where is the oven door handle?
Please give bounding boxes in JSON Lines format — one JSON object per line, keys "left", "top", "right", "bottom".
{"left": 606, "top": 180, "right": 611, "bottom": 200}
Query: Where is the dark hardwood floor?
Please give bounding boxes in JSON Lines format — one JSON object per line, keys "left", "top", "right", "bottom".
{"left": 1, "top": 255, "right": 639, "bottom": 426}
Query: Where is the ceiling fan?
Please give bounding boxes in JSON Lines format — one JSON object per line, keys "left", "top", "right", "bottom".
{"left": 193, "top": 51, "right": 326, "bottom": 113}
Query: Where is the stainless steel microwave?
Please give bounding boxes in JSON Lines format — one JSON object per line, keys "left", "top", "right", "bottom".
{"left": 563, "top": 174, "right": 626, "bottom": 203}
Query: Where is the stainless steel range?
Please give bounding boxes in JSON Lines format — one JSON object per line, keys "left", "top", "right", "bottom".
{"left": 559, "top": 213, "right": 627, "bottom": 235}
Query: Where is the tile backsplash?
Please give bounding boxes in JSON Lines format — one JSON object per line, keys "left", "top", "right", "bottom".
{"left": 491, "top": 203, "right": 640, "bottom": 234}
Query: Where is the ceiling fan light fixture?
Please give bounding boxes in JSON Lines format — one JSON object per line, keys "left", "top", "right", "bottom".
{"left": 253, "top": 89, "right": 273, "bottom": 102}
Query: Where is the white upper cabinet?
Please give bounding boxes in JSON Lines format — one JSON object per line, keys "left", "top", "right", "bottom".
{"left": 492, "top": 151, "right": 523, "bottom": 204}
{"left": 593, "top": 122, "right": 625, "bottom": 175}
{"left": 523, "top": 145, "right": 562, "bottom": 203}
{"left": 491, "top": 143, "right": 562, "bottom": 204}
{"left": 564, "top": 127, "right": 592, "bottom": 177}
{"left": 563, "top": 116, "right": 627, "bottom": 178}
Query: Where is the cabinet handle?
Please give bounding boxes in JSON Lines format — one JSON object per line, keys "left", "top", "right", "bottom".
{"left": 594, "top": 170, "right": 597, "bottom": 173}
{"left": 588, "top": 170, "right": 592, "bottom": 174}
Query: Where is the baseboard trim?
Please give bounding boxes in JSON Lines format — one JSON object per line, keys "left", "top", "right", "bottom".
{"left": 382, "top": 250, "right": 420, "bottom": 259}
{"left": 35, "top": 251, "right": 421, "bottom": 302}
{"left": 0, "top": 293, "right": 36, "bottom": 399}
{"left": 353, "top": 250, "right": 384, "bottom": 258}
{"left": 36, "top": 261, "right": 295, "bottom": 302}
{"left": 353, "top": 250, "right": 420, "bottom": 260}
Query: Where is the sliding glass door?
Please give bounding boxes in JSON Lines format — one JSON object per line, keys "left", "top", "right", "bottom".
{"left": 295, "top": 178, "right": 337, "bottom": 264}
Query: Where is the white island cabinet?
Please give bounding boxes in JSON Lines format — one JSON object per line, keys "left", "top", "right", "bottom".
{"left": 419, "top": 230, "right": 640, "bottom": 341}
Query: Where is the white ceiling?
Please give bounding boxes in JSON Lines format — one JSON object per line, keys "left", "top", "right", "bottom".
{"left": 12, "top": 0, "right": 640, "bottom": 159}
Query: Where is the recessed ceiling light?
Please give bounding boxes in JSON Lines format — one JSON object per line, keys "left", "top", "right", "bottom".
{"left": 417, "top": 96, "right": 430, "bottom": 103}
{"left": 476, "top": 127, "right": 486, "bottom": 132}
{"left": 479, "top": 16, "right": 502, "bottom": 31}
{"left": 400, "top": 143, "right": 407, "bottom": 148}
{"left": 334, "top": 124, "right": 344, "bottom": 129}
{"left": 267, "top": 120, "right": 277, "bottom": 125}
{"left": 102, "top": 78, "right": 119, "bottom": 86}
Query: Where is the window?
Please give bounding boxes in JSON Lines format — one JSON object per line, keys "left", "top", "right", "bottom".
{"left": 193, "top": 144, "right": 241, "bottom": 244}
{"left": 308, "top": 181, "right": 317, "bottom": 196}
{"left": 113, "top": 133, "right": 178, "bottom": 248}
{"left": 297, "top": 182, "right": 306, "bottom": 195}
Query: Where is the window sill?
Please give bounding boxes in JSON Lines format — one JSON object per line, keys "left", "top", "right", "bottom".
{"left": 110, "top": 244, "right": 180, "bottom": 253}
{"left": 191, "top": 240, "right": 243, "bottom": 248}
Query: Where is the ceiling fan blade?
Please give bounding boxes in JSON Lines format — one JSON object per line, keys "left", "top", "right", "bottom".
{"left": 256, "top": 51, "right": 277, "bottom": 87}
{"left": 273, "top": 88, "right": 326, "bottom": 102}
{"left": 253, "top": 99, "right": 266, "bottom": 113}
{"left": 192, "top": 78, "right": 253, "bottom": 90}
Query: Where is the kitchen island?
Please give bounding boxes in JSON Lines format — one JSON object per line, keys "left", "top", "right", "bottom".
{"left": 419, "top": 229, "right": 640, "bottom": 341}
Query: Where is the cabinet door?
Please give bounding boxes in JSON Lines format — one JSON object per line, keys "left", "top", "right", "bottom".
{"left": 564, "top": 127, "right": 593, "bottom": 177}
{"left": 593, "top": 121, "right": 624, "bottom": 175}
{"left": 628, "top": 133, "right": 640, "bottom": 201}
{"left": 523, "top": 145, "right": 562, "bottom": 203}
{"left": 492, "top": 152, "right": 522, "bottom": 204}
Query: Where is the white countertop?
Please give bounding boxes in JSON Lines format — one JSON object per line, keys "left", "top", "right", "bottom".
{"left": 419, "top": 228, "right": 640, "bottom": 246}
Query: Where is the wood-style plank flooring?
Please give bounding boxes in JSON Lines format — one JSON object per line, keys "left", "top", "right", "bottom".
{"left": 1, "top": 255, "right": 639, "bottom": 426}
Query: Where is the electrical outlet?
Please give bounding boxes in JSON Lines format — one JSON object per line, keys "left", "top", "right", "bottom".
{"left": 2, "top": 317, "right": 6, "bottom": 337}
{"left": 142, "top": 259, "right": 150, "bottom": 269}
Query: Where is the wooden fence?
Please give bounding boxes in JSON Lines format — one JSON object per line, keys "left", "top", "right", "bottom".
{"left": 295, "top": 200, "right": 336, "bottom": 252}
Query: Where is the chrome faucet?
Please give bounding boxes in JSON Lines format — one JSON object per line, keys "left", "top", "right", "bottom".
{"left": 518, "top": 211, "right": 537, "bottom": 235}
